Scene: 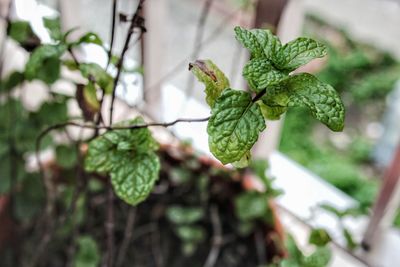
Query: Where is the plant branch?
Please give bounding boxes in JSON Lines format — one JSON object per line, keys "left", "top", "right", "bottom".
{"left": 203, "top": 205, "right": 223, "bottom": 267}
{"left": 116, "top": 207, "right": 136, "bottom": 267}
{"left": 109, "top": 0, "right": 146, "bottom": 125}
{"left": 107, "top": 0, "right": 118, "bottom": 68}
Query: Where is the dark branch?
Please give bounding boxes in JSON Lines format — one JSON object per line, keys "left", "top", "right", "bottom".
{"left": 109, "top": 0, "right": 146, "bottom": 125}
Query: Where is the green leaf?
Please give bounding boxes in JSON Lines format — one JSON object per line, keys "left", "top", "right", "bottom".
{"left": 110, "top": 153, "right": 160, "bottom": 205}
{"left": 234, "top": 191, "right": 268, "bottom": 221}
{"left": 0, "top": 71, "right": 25, "bottom": 93}
{"left": 79, "top": 63, "right": 113, "bottom": 94}
{"left": 264, "top": 73, "right": 345, "bottom": 131}
{"left": 243, "top": 58, "right": 287, "bottom": 93}
{"left": 175, "top": 225, "right": 205, "bottom": 243}
{"left": 74, "top": 236, "right": 100, "bottom": 267}
{"left": 274, "top": 37, "right": 327, "bottom": 71}
{"left": 308, "top": 228, "right": 332, "bottom": 247}
{"left": 303, "top": 247, "right": 332, "bottom": 267}
{"left": 55, "top": 145, "right": 77, "bottom": 169}
{"left": 207, "top": 89, "right": 265, "bottom": 164}
{"left": 85, "top": 117, "right": 160, "bottom": 205}
{"left": 258, "top": 101, "right": 287, "bottom": 121}
{"left": 75, "top": 32, "right": 103, "bottom": 46}
{"left": 25, "top": 44, "right": 66, "bottom": 84}
{"left": 189, "top": 60, "right": 230, "bottom": 108}
{"left": 285, "top": 234, "right": 304, "bottom": 263}
{"left": 166, "top": 206, "right": 204, "bottom": 225}
{"left": 234, "top": 26, "right": 281, "bottom": 60}
{"left": 76, "top": 82, "right": 100, "bottom": 121}
{"left": 232, "top": 151, "right": 251, "bottom": 168}
{"left": 343, "top": 227, "right": 358, "bottom": 250}
{"left": 43, "top": 16, "right": 62, "bottom": 41}
{"left": 8, "top": 20, "right": 40, "bottom": 51}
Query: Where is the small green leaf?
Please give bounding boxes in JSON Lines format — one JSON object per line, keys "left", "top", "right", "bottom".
{"left": 55, "top": 145, "right": 77, "bottom": 169}
{"left": 243, "top": 58, "right": 287, "bottom": 92}
{"left": 232, "top": 151, "right": 251, "bottom": 168}
{"left": 0, "top": 71, "right": 25, "bottom": 92}
{"left": 79, "top": 63, "right": 113, "bottom": 94}
{"left": 258, "top": 101, "right": 287, "bottom": 121}
{"left": 43, "top": 16, "right": 62, "bottom": 41}
{"left": 274, "top": 37, "right": 327, "bottom": 71}
{"left": 25, "top": 44, "right": 66, "bottom": 84}
{"left": 76, "top": 83, "right": 100, "bottom": 121}
{"left": 234, "top": 26, "right": 281, "bottom": 60}
{"left": 189, "top": 60, "right": 230, "bottom": 108}
{"left": 343, "top": 228, "right": 358, "bottom": 250}
{"left": 234, "top": 191, "right": 268, "bottom": 221}
{"left": 166, "top": 206, "right": 204, "bottom": 225}
{"left": 85, "top": 117, "right": 160, "bottom": 205}
{"left": 207, "top": 89, "right": 265, "bottom": 164}
{"left": 303, "top": 247, "right": 332, "bottom": 267}
{"left": 74, "top": 236, "right": 100, "bottom": 267}
{"left": 8, "top": 20, "right": 40, "bottom": 51}
{"left": 264, "top": 73, "right": 345, "bottom": 131}
{"left": 75, "top": 32, "right": 103, "bottom": 46}
{"left": 285, "top": 234, "right": 304, "bottom": 263}
{"left": 175, "top": 225, "right": 205, "bottom": 243}
{"left": 308, "top": 228, "right": 332, "bottom": 247}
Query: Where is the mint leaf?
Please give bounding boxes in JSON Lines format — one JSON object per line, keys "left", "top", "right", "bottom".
{"left": 264, "top": 73, "right": 344, "bottom": 131}
{"left": 55, "top": 145, "right": 77, "bottom": 169}
{"left": 308, "top": 228, "right": 332, "bottom": 247}
{"left": 1, "top": 71, "right": 25, "bottom": 93}
{"left": 232, "top": 151, "right": 251, "bottom": 168}
{"left": 274, "top": 37, "right": 327, "bottom": 71}
{"left": 235, "top": 191, "right": 268, "bottom": 221}
{"left": 76, "top": 83, "right": 99, "bottom": 121}
{"left": 85, "top": 117, "right": 160, "bottom": 205}
{"left": 303, "top": 247, "right": 332, "bottom": 267}
{"left": 25, "top": 44, "right": 66, "bottom": 84}
{"left": 234, "top": 26, "right": 281, "bottom": 60}
{"left": 43, "top": 16, "right": 62, "bottom": 41}
{"left": 75, "top": 32, "right": 103, "bottom": 46}
{"left": 166, "top": 206, "right": 204, "bottom": 225}
{"left": 111, "top": 152, "right": 160, "bottom": 205}
{"left": 189, "top": 60, "right": 230, "bottom": 108}
{"left": 74, "top": 236, "right": 100, "bottom": 267}
{"left": 258, "top": 102, "right": 287, "bottom": 120}
{"left": 243, "top": 58, "right": 287, "bottom": 92}
{"left": 79, "top": 63, "right": 113, "bottom": 94}
{"left": 207, "top": 89, "right": 265, "bottom": 164}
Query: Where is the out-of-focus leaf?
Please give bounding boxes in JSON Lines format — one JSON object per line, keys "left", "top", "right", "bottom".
{"left": 308, "top": 228, "right": 332, "bottom": 247}
{"left": 74, "top": 236, "right": 100, "bottom": 267}
{"left": 166, "top": 206, "right": 204, "bottom": 225}
{"left": 56, "top": 145, "right": 77, "bottom": 169}
{"left": 76, "top": 83, "right": 99, "bottom": 121}
{"left": 25, "top": 44, "right": 66, "bottom": 84}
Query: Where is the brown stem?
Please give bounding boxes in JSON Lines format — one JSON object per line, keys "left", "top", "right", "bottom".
{"left": 109, "top": 0, "right": 145, "bottom": 125}
{"left": 106, "top": 0, "right": 118, "bottom": 68}
{"left": 116, "top": 207, "right": 136, "bottom": 267}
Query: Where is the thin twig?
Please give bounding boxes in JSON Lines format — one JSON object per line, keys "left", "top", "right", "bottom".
{"left": 116, "top": 207, "right": 137, "bottom": 267}
{"left": 109, "top": 0, "right": 145, "bottom": 125}
{"left": 106, "top": 0, "right": 118, "bottom": 68}
{"left": 144, "top": 6, "right": 242, "bottom": 95}
{"left": 255, "top": 228, "right": 267, "bottom": 265}
{"left": 105, "top": 187, "right": 115, "bottom": 267}
{"left": 203, "top": 205, "right": 223, "bottom": 267}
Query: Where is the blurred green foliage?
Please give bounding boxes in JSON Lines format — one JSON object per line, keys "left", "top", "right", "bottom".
{"left": 280, "top": 21, "right": 400, "bottom": 220}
